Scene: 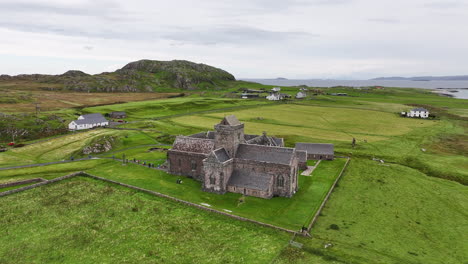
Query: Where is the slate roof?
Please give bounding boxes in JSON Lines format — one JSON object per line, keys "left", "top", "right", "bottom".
{"left": 171, "top": 136, "right": 215, "bottom": 154}
{"left": 246, "top": 135, "right": 283, "bottom": 147}
{"left": 295, "top": 143, "right": 334, "bottom": 155}
{"left": 220, "top": 115, "right": 241, "bottom": 126}
{"left": 296, "top": 150, "right": 307, "bottom": 162}
{"left": 110, "top": 111, "right": 126, "bottom": 115}
{"left": 213, "top": 148, "right": 231, "bottom": 162}
{"left": 189, "top": 131, "right": 216, "bottom": 139}
{"left": 73, "top": 113, "right": 108, "bottom": 125}
{"left": 228, "top": 168, "right": 272, "bottom": 191}
{"left": 411, "top": 107, "right": 428, "bottom": 112}
{"left": 235, "top": 144, "right": 295, "bottom": 165}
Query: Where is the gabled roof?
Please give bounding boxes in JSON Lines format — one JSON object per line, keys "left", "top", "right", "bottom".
{"left": 206, "top": 148, "right": 231, "bottom": 163}
{"left": 235, "top": 144, "right": 295, "bottom": 165}
{"left": 295, "top": 143, "right": 334, "bottom": 155}
{"left": 73, "top": 113, "right": 108, "bottom": 125}
{"left": 228, "top": 168, "right": 272, "bottom": 191}
{"left": 411, "top": 107, "right": 428, "bottom": 112}
{"left": 219, "top": 115, "right": 241, "bottom": 126}
{"left": 171, "top": 136, "right": 215, "bottom": 154}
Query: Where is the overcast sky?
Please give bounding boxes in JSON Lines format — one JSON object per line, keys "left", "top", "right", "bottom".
{"left": 0, "top": 0, "right": 467, "bottom": 79}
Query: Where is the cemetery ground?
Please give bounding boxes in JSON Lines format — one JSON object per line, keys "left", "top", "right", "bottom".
{"left": 0, "top": 86, "right": 467, "bottom": 263}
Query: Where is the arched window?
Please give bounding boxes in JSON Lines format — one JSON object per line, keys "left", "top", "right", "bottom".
{"left": 210, "top": 174, "right": 216, "bottom": 185}
{"left": 277, "top": 176, "right": 284, "bottom": 187}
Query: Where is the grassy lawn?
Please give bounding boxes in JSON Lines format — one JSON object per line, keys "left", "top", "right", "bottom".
{"left": 169, "top": 104, "right": 435, "bottom": 143}
{"left": 83, "top": 158, "right": 347, "bottom": 230}
{"left": 274, "top": 158, "right": 468, "bottom": 264}
{"left": 82, "top": 97, "right": 272, "bottom": 120}
{"left": 0, "top": 159, "right": 106, "bottom": 184}
{"left": 0, "top": 177, "right": 291, "bottom": 264}
{"left": 0, "top": 157, "right": 347, "bottom": 231}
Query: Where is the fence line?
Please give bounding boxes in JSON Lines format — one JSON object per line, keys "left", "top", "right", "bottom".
{"left": 0, "top": 172, "right": 299, "bottom": 235}
{"left": 306, "top": 157, "right": 350, "bottom": 232}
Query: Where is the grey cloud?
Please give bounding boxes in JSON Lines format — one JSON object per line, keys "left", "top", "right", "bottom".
{"left": 0, "top": 0, "right": 126, "bottom": 20}
{"left": 367, "top": 18, "right": 400, "bottom": 24}
{"left": 424, "top": 1, "right": 466, "bottom": 8}
{"left": 162, "top": 26, "right": 318, "bottom": 45}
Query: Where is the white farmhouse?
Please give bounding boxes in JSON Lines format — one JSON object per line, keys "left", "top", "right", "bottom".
{"left": 68, "top": 113, "right": 109, "bottom": 130}
{"left": 407, "top": 108, "right": 429, "bottom": 118}
{"left": 271, "top": 87, "right": 281, "bottom": 92}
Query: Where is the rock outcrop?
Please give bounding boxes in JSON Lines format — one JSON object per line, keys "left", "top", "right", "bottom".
{"left": 0, "top": 59, "right": 237, "bottom": 92}
{"left": 82, "top": 136, "right": 115, "bottom": 155}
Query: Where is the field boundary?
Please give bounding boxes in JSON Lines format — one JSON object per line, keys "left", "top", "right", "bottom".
{"left": 307, "top": 157, "right": 350, "bottom": 233}
{"left": 0, "top": 171, "right": 299, "bottom": 235}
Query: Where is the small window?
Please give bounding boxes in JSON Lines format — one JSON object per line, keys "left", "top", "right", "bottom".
{"left": 277, "top": 176, "right": 284, "bottom": 187}
{"left": 191, "top": 160, "right": 197, "bottom": 170}
{"left": 178, "top": 159, "right": 181, "bottom": 166}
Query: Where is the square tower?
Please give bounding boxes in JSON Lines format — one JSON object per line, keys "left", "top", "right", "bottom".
{"left": 214, "top": 115, "right": 245, "bottom": 157}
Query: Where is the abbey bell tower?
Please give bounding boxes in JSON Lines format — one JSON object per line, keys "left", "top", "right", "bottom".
{"left": 214, "top": 115, "right": 245, "bottom": 157}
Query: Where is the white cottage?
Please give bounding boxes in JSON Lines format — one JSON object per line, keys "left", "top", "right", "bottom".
{"left": 68, "top": 113, "right": 109, "bottom": 130}
{"left": 296, "top": 91, "right": 307, "bottom": 99}
{"left": 407, "top": 108, "right": 429, "bottom": 118}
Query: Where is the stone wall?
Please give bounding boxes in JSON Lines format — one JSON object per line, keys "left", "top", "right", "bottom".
{"left": 307, "top": 153, "right": 334, "bottom": 160}
{"left": 233, "top": 158, "right": 298, "bottom": 198}
{"left": 214, "top": 123, "right": 245, "bottom": 157}
{"left": 226, "top": 185, "right": 272, "bottom": 199}
{"left": 0, "top": 178, "right": 46, "bottom": 188}
{"left": 167, "top": 150, "right": 207, "bottom": 181}
{"left": 0, "top": 171, "right": 300, "bottom": 235}
{"left": 202, "top": 159, "right": 233, "bottom": 194}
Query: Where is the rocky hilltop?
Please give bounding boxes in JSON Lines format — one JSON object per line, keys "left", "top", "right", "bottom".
{"left": 1, "top": 60, "right": 236, "bottom": 92}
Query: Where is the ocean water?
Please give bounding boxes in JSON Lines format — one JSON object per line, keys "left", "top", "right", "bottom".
{"left": 241, "top": 79, "right": 468, "bottom": 99}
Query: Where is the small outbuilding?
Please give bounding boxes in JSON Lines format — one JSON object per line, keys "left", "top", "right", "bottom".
{"left": 295, "top": 143, "right": 334, "bottom": 160}
{"left": 109, "top": 111, "right": 127, "bottom": 119}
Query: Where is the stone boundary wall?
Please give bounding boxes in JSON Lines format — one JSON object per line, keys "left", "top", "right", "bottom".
{"left": 306, "top": 157, "right": 350, "bottom": 232}
{"left": 0, "top": 178, "right": 47, "bottom": 188}
{"left": 0, "top": 171, "right": 299, "bottom": 235}
{"left": 0, "top": 172, "right": 83, "bottom": 197}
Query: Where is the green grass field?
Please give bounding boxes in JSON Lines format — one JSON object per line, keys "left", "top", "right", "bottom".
{"left": 1, "top": 86, "right": 467, "bottom": 263}
{"left": 82, "top": 97, "right": 272, "bottom": 120}
{"left": 0, "top": 158, "right": 347, "bottom": 231}
{"left": 0, "top": 129, "right": 161, "bottom": 168}
{"left": 0, "top": 177, "right": 291, "bottom": 264}
{"left": 275, "top": 158, "right": 468, "bottom": 264}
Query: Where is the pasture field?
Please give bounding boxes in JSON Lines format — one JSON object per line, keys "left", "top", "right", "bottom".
{"left": 170, "top": 104, "right": 435, "bottom": 142}
{"left": 0, "top": 81, "right": 180, "bottom": 113}
{"left": 0, "top": 177, "right": 291, "bottom": 264}
{"left": 0, "top": 159, "right": 107, "bottom": 184}
{"left": 82, "top": 97, "right": 271, "bottom": 120}
{"left": 1, "top": 86, "right": 467, "bottom": 263}
{"left": 0, "top": 158, "right": 347, "bottom": 230}
{"left": 275, "top": 158, "right": 468, "bottom": 264}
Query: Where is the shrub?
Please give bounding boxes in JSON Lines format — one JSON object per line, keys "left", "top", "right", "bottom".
{"left": 329, "top": 224, "right": 340, "bottom": 230}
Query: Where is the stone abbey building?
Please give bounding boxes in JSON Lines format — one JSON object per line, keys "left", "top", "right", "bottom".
{"left": 167, "top": 115, "right": 334, "bottom": 199}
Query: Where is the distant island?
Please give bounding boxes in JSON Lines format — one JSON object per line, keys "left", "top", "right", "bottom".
{"left": 371, "top": 75, "right": 468, "bottom": 81}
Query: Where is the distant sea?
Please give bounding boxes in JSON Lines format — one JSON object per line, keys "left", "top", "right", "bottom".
{"left": 241, "top": 79, "right": 468, "bottom": 99}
